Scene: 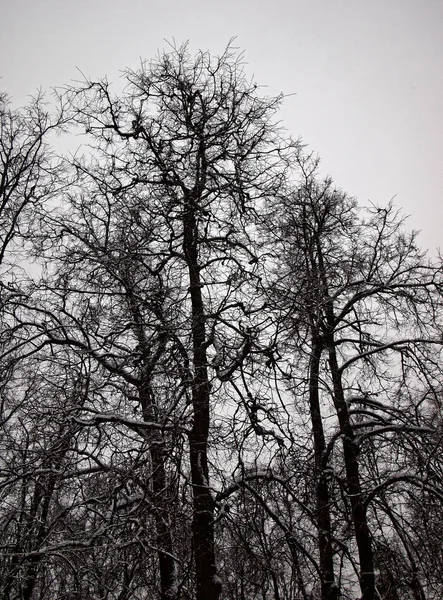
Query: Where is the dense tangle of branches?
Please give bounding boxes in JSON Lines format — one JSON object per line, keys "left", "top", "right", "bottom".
{"left": 1, "top": 44, "right": 442, "bottom": 600}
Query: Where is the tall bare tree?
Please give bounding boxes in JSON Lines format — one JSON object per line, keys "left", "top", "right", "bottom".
{"left": 19, "top": 42, "right": 292, "bottom": 600}
{"left": 265, "top": 152, "right": 443, "bottom": 600}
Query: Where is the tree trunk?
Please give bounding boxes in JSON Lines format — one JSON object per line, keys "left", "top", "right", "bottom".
{"left": 315, "top": 229, "right": 376, "bottom": 600}
{"left": 129, "top": 288, "right": 178, "bottom": 600}
{"left": 326, "top": 335, "right": 376, "bottom": 600}
{"left": 139, "top": 376, "right": 178, "bottom": 600}
{"left": 309, "top": 334, "right": 339, "bottom": 600}
{"left": 183, "top": 191, "right": 220, "bottom": 600}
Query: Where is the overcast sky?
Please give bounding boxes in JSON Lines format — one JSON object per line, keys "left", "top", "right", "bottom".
{"left": 1, "top": 0, "right": 442, "bottom": 252}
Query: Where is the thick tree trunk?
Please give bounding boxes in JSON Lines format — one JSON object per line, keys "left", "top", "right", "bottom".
{"left": 22, "top": 476, "right": 56, "bottom": 600}
{"left": 129, "top": 290, "right": 178, "bottom": 600}
{"left": 309, "top": 334, "right": 339, "bottom": 600}
{"left": 183, "top": 192, "right": 220, "bottom": 600}
{"left": 314, "top": 233, "right": 376, "bottom": 600}
{"left": 139, "top": 376, "right": 178, "bottom": 600}
{"left": 149, "top": 448, "right": 178, "bottom": 600}
{"left": 326, "top": 337, "right": 376, "bottom": 600}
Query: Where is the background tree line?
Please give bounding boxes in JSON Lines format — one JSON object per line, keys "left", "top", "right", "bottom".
{"left": 1, "top": 44, "right": 442, "bottom": 600}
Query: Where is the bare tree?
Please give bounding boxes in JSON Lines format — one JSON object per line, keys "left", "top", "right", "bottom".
{"left": 0, "top": 92, "right": 71, "bottom": 599}
{"left": 0, "top": 92, "right": 66, "bottom": 271}
{"left": 264, "top": 152, "right": 443, "bottom": 600}
{"left": 12, "top": 42, "right": 294, "bottom": 600}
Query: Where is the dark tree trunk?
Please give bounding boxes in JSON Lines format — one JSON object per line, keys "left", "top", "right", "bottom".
{"left": 314, "top": 231, "right": 376, "bottom": 600}
{"left": 326, "top": 335, "right": 376, "bottom": 600}
{"left": 21, "top": 476, "right": 56, "bottom": 600}
{"left": 183, "top": 191, "right": 220, "bottom": 600}
{"left": 309, "top": 334, "right": 339, "bottom": 600}
{"left": 139, "top": 376, "right": 178, "bottom": 600}
{"left": 129, "top": 289, "right": 178, "bottom": 600}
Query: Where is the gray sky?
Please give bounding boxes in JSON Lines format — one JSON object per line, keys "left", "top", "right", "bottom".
{"left": 1, "top": 0, "right": 442, "bottom": 252}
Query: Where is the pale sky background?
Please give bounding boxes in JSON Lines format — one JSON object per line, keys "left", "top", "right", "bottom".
{"left": 1, "top": 0, "right": 442, "bottom": 253}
